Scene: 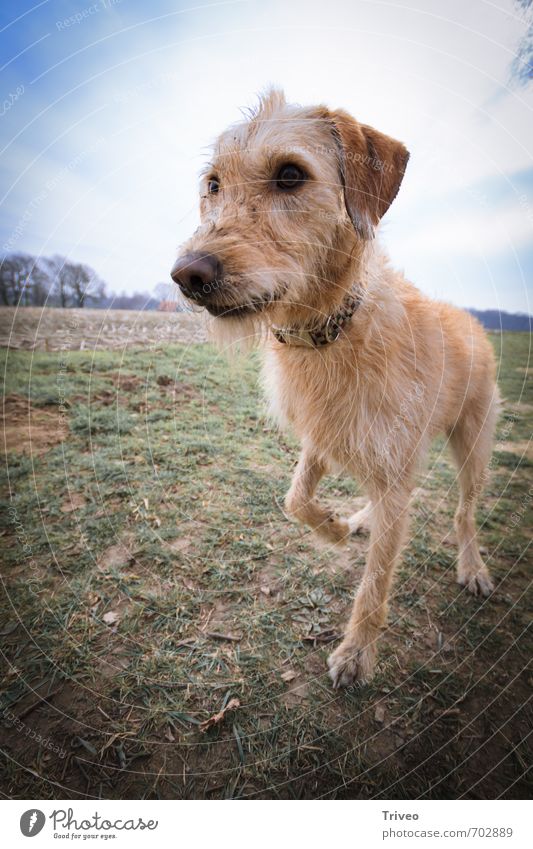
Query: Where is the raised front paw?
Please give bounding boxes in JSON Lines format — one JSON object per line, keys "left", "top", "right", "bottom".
{"left": 347, "top": 502, "right": 372, "bottom": 536}
{"left": 313, "top": 513, "right": 351, "bottom": 545}
{"left": 327, "top": 638, "right": 377, "bottom": 688}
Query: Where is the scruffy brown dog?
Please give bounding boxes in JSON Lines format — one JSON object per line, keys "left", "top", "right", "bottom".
{"left": 171, "top": 90, "right": 499, "bottom": 688}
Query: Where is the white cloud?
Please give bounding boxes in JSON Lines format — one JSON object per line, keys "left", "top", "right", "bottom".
{"left": 388, "top": 199, "right": 533, "bottom": 258}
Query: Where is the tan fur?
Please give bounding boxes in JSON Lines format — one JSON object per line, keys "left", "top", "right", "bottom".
{"left": 173, "top": 89, "right": 500, "bottom": 687}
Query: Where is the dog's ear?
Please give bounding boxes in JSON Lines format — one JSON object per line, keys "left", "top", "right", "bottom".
{"left": 329, "top": 109, "right": 409, "bottom": 239}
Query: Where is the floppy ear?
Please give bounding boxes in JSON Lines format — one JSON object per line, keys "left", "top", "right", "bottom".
{"left": 329, "top": 109, "right": 409, "bottom": 239}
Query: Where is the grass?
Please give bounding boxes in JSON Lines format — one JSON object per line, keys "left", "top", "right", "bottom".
{"left": 0, "top": 331, "right": 531, "bottom": 799}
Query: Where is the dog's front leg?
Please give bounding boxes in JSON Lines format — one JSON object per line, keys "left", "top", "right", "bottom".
{"left": 328, "top": 486, "right": 411, "bottom": 686}
{"left": 285, "top": 448, "right": 351, "bottom": 544}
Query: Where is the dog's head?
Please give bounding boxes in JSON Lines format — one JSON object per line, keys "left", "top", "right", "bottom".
{"left": 171, "top": 89, "right": 409, "bottom": 332}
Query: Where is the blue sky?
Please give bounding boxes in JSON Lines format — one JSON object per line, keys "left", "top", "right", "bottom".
{"left": 0, "top": 0, "right": 532, "bottom": 312}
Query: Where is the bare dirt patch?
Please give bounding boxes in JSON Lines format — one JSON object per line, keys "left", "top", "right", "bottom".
{"left": 97, "top": 534, "right": 136, "bottom": 572}
{"left": 60, "top": 493, "right": 86, "bottom": 513}
{"left": 1, "top": 394, "right": 64, "bottom": 455}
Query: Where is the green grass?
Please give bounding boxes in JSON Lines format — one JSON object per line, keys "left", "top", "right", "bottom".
{"left": 0, "top": 332, "right": 531, "bottom": 799}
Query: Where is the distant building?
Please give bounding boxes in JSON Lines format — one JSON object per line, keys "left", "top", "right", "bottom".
{"left": 157, "top": 300, "right": 177, "bottom": 312}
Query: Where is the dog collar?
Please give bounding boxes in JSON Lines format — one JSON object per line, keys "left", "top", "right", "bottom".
{"left": 272, "top": 290, "right": 362, "bottom": 348}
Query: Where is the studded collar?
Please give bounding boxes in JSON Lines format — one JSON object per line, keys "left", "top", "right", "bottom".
{"left": 272, "top": 290, "right": 362, "bottom": 348}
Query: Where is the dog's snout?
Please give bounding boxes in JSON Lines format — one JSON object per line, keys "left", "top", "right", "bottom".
{"left": 171, "top": 252, "right": 222, "bottom": 298}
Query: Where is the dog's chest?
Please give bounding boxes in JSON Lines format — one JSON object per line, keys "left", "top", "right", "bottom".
{"left": 262, "top": 347, "right": 372, "bottom": 463}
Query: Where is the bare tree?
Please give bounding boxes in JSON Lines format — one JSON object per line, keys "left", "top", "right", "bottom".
{"left": 86, "top": 273, "right": 107, "bottom": 307}
{"left": 0, "top": 253, "right": 109, "bottom": 307}
{"left": 44, "top": 256, "right": 105, "bottom": 308}
{"left": 67, "top": 262, "right": 92, "bottom": 308}
{"left": 27, "top": 262, "right": 51, "bottom": 306}
{"left": 0, "top": 253, "right": 36, "bottom": 305}
{"left": 45, "top": 255, "right": 71, "bottom": 307}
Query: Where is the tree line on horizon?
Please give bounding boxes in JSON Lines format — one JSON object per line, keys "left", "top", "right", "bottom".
{"left": 0, "top": 251, "right": 170, "bottom": 311}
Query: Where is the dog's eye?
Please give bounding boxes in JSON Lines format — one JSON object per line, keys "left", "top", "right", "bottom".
{"left": 207, "top": 177, "right": 220, "bottom": 194}
{"left": 275, "top": 164, "right": 306, "bottom": 190}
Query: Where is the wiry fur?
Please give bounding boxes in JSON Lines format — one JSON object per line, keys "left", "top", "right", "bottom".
{"left": 173, "top": 89, "right": 500, "bottom": 687}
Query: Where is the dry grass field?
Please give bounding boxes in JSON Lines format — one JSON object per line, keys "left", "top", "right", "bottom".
{"left": 0, "top": 308, "right": 531, "bottom": 799}
{"left": 0, "top": 306, "right": 207, "bottom": 351}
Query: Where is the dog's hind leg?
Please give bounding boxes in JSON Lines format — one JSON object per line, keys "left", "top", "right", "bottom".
{"left": 285, "top": 448, "right": 352, "bottom": 543}
{"left": 449, "top": 394, "right": 498, "bottom": 597}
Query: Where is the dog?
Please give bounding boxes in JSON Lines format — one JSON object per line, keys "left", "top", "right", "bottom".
{"left": 171, "top": 89, "right": 499, "bottom": 688}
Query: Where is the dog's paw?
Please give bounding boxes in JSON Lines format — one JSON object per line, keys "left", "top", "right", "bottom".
{"left": 327, "top": 639, "right": 376, "bottom": 688}
{"left": 458, "top": 568, "right": 494, "bottom": 597}
{"left": 347, "top": 503, "right": 372, "bottom": 536}
{"left": 316, "top": 515, "right": 351, "bottom": 545}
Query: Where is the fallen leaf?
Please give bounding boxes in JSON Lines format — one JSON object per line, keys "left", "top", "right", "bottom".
{"left": 199, "top": 697, "right": 240, "bottom": 733}
{"left": 281, "top": 670, "right": 297, "bottom": 683}
{"left": 302, "top": 629, "right": 339, "bottom": 644}
{"left": 206, "top": 631, "right": 242, "bottom": 642}
{"left": 97, "top": 537, "right": 134, "bottom": 571}
{"left": 169, "top": 538, "right": 192, "bottom": 553}
{"left": 103, "top": 611, "right": 120, "bottom": 626}
{"left": 281, "top": 681, "right": 309, "bottom": 706}
{"left": 438, "top": 707, "right": 461, "bottom": 718}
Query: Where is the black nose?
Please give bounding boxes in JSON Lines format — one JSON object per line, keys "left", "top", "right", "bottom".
{"left": 170, "top": 252, "right": 222, "bottom": 298}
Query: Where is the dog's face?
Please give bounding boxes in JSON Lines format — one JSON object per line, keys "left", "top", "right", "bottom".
{"left": 171, "top": 90, "right": 409, "bottom": 329}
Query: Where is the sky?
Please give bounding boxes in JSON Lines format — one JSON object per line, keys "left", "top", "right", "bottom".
{"left": 0, "top": 0, "right": 532, "bottom": 313}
